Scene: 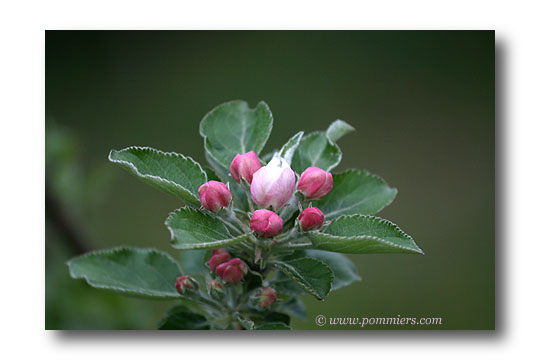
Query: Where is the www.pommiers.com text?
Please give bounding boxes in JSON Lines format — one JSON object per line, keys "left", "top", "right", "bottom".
{"left": 315, "top": 314, "right": 443, "bottom": 327}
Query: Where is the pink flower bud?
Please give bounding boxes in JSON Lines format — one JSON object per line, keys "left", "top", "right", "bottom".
{"left": 250, "top": 209, "right": 283, "bottom": 238}
{"left": 230, "top": 151, "right": 261, "bottom": 184}
{"left": 175, "top": 275, "right": 197, "bottom": 295}
{"left": 250, "top": 157, "right": 296, "bottom": 210}
{"left": 216, "top": 258, "right": 248, "bottom": 284}
{"left": 297, "top": 167, "right": 333, "bottom": 200}
{"left": 298, "top": 207, "right": 325, "bottom": 231}
{"left": 198, "top": 181, "right": 232, "bottom": 212}
{"left": 255, "top": 287, "right": 278, "bottom": 310}
{"left": 208, "top": 248, "right": 231, "bottom": 272}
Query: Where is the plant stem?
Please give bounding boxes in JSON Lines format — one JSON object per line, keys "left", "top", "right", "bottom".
{"left": 280, "top": 242, "right": 313, "bottom": 249}
{"left": 271, "top": 227, "right": 300, "bottom": 247}
{"left": 246, "top": 195, "right": 255, "bottom": 213}
{"left": 192, "top": 293, "right": 225, "bottom": 311}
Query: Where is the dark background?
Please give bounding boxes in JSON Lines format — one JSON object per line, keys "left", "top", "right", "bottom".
{"left": 45, "top": 31, "right": 494, "bottom": 330}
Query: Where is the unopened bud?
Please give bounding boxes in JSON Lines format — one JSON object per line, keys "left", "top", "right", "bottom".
{"left": 198, "top": 181, "right": 232, "bottom": 212}
{"left": 298, "top": 207, "right": 325, "bottom": 231}
{"left": 230, "top": 151, "right": 261, "bottom": 185}
{"left": 250, "top": 156, "right": 296, "bottom": 210}
{"left": 207, "top": 279, "right": 226, "bottom": 301}
{"left": 208, "top": 248, "right": 231, "bottom": 272}
{"left": 175, "top": 275, "right": 198, "bottom": 295}
{"left": 216, "top": 258, "right": 248, "bottom": 284}
{"left": 254, "top": 287, "right": 277, "bottom": 310}
{"left": 250, "top": 209, "right": 283, "bottom": 238}
{"left": 297, "top": 167, "right": 333, "bottom": 200}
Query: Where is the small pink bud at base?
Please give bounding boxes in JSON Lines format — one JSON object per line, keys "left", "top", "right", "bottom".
{"left": 255, "top": 287, "right": 278, "bottom": 310}
{"left": 216, "top": 258, "right": 248, "bottom": 284}
{"left": 230, "top": 151, "right": 261, "bottom": 184}
{"left": 198, "top": 181, "right": 232, "bottom": 212}
{"left": 250, "top": 157, "right": 296, "bottom": 210}
{"left": 250, "top": 209, "right": 283, "bottom": 238}
{"left": 207, "top": 279, "right": 226, "bottom": 301}
{"left": 208, "top": 248, "right": 231, "bottom": 272}
{"left": 175, "top": 275, "right": 197, "bottom": 295}
{"left": 298, "top": 207, "right": 325, "bottom": 231}
{"left": 297, "top": 167, "right": 333, "bottom": 200}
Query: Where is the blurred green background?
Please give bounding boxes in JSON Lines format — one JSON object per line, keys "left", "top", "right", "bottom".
{"left": 45, "top": 31, "right": 494, "bottom": 330}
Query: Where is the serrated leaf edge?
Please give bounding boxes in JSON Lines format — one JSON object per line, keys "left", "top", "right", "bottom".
{"left": 311, "top": 214, "right": 424, "bottom": 254}
{"left": 67, "top": 246, "right": 182, "bottom": 298}
{"left": 108, "top": 146, "right": 207, "bottom": 204}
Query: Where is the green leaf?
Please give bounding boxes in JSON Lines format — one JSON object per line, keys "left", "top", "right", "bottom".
{"left": 326, "top": 119, "right": 355, "bottom": 143}
{"left": 166, "top": 207, "right": 249, "bottom": 250}
{"left": 274, "top": 257, "right": 334, "bottom": 300}
{"left": 108, "top": 146, "right": 207, "bottom": 206}
{"left": 255, "top": 322, "right": 291, "bottom": 330}
{"left": 68, "top": 247, "right": 182, "bottom": 299}
{"left": 278, "top": 131, "right": 304, "bottom": 164}
{"left": 158, "top": 306, "right": 210, "bottom": 330}
{"left": 291, "top": 132, "right": 342, "bottom": 173}
{"left": 205, "top": 151, "right": 250, "bottom": 212}
{"left": 313, "top": 170, "right": 397, "bottom": 219}
{"left": 200, "top": 100, "right": 273, "bottom": 168}
{"left": 180, "top": 249, "right": 210, "bottom": 275}
{"left": 276, "top": 250, "right": 360, "bottom": 292}
{"left": 304, "top": 250, "right": 361, "bottom": 290}
{"left": 308, "top": 215, "right": 424, "bottom": 254}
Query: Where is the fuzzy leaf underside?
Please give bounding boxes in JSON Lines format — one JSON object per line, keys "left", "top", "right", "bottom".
{"left": 200, "top": 100, "right": 273, "bottom": 168}
{"left": 313, "top": 169, "right": 397, "bottom": 219}
{"left": 68, "top": 247, "right": 182, "bottom": 299}
{"left": 291, "top": 131, "right": 342, "bottom": 173}
{"left": 326, "top": 119, "right": 355, "bottom": 143}
{"left": 308, "top": 215, "right": 423, "bottom": 254}
{"left": 278, "top": 131, "right": 304, "bottom": 164}
{"left": 109, "top": 146, "right": 207, "bottom": 205}
{"left": 166, "top": 207, "right": 249, "bottom": 250}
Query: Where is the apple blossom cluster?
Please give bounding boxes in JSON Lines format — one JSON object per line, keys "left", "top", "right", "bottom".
{"left": 177, "top": 150, "right": 335, "bottom": 310}
{"left": 198, "top": 152, "right": 332, "bottom": 232}
{"left": 68, "top": 101, "right": 422, "bottom": 330}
